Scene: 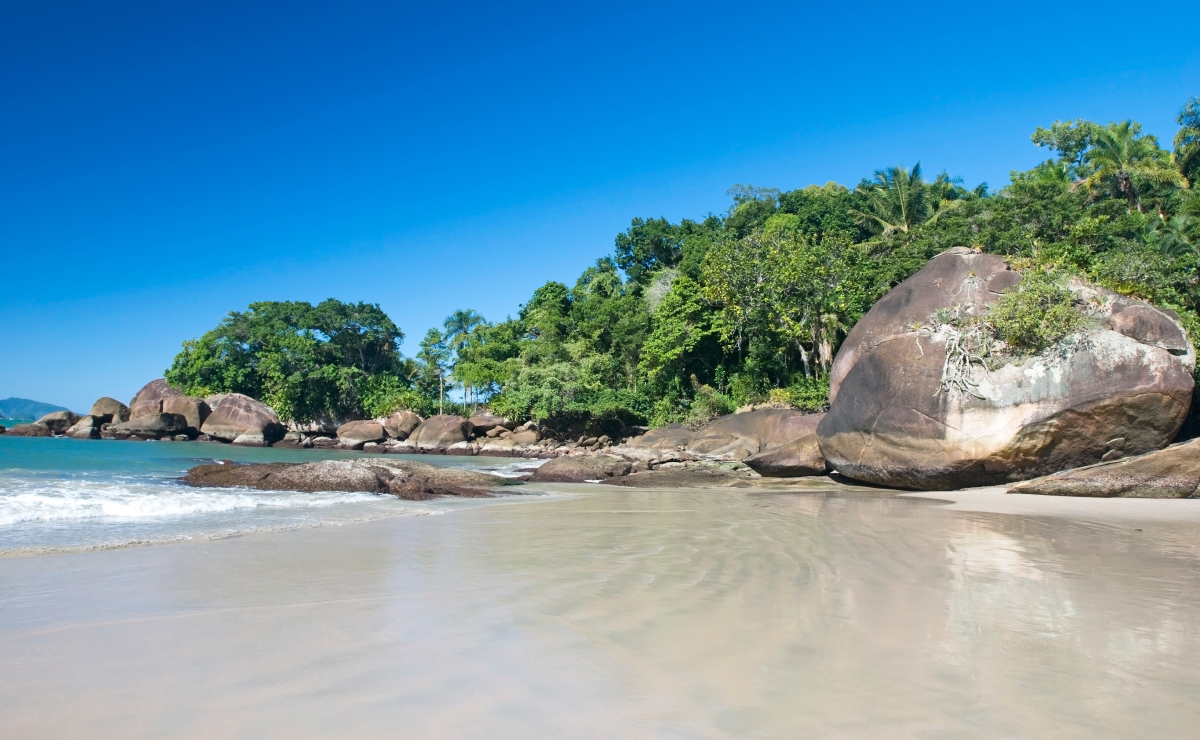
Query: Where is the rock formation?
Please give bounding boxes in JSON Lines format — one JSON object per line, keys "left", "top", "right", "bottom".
{"left": 4, "top": 422, "right": 51, "bottom": 437}
{"left": 66, "top": 415, "right": 103, "bottom": 439}
{"left": 467, "top": 412, "right": 513, "bottom": 434}
{"left": 161, "top": 397, "right": 211, "bottom": 434}
{"left": 184, "top": 458, "right": 511, "bottom": 499}
{"left": 528, "top": 455, "right": 632, "bottom": 482}
{"left": 108, "top": 413, "right": 190, "bottom": 439}
{"left": 200, "top": 393, "right": 285, "bottom": 445}
{"left": 685, "top": 408, "right": 824, "bottom": 459}
{"left": 408, "top": 415, "right": 472, "bottom": 449}
{"left": 744, "top": 434, "right": 827, "bottom": 477}
{"left": 381, "top": 410, "right": 422, "bottom": 440}
{"left": 818, "top": 248, "right": 1196, "bottom": 490}
{"left": 1008, "top": 439, "right": 1200, "bottom": 498}
{"left": 337, "top": 420, "right": 386, "bottom": 449}
{"left": 35, "top": 410, "right": 81, "bottom": 435}
{"left": 129, "top": 379, "right": 184, "bottom": 418}
{"left": 89, "top": 397, "right": 130, "bottom": 423}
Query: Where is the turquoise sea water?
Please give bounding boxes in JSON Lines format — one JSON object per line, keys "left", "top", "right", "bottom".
{"left": 0, "top": 436, "right": 542, "bottom": 554}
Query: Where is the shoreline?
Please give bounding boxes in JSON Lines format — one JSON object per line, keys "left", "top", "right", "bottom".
{"left": 3, "top": 481, "right": 1199, "bottom": 738}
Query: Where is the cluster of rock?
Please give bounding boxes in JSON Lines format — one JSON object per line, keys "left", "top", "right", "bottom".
{"left": 185, "top": 458, "right": 513, "bottom": 500}
{"left": 289, "top": 410, "right": 617, "bottom": 457}
{"left": 12, "top": 248, "right": 1200, "bottom": 499}
{"left": 2, "top": 380, "right": 285, "bottom": 445}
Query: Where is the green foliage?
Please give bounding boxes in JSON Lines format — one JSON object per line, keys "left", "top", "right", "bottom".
{"left": 166, "top": 299, "right": 406, "bottom": 422}
{"left": 174, "top": 96, "right": 1200, "bottom": 432}
{"left": 1175, "top": 97, "right": 1200, "bottom": 189}
{"left": 987, "top": 272, "right": 1086, "bottom": 354}
{"left": 769, "top": 377, "right": 831, "bottom": 413}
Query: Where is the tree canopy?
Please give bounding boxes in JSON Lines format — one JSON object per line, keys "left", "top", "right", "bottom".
{"left": 168, "top": 99, "right": 1200, "bottom": 430}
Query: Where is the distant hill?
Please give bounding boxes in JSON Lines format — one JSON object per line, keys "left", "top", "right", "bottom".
{"left": 0, "top": 397, "right": 71, "bottom": 419}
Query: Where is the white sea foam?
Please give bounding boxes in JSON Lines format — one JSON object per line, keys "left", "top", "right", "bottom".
{"left": 0, "top": 477, "right": 379, "bottom": 526}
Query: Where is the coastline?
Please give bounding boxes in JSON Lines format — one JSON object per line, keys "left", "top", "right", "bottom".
{"left": 3, "top": 481, "right": 1200, "bottom": 739}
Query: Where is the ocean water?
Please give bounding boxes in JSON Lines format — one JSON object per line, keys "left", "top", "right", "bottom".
{"left": 0, "top": 436, "right": 544, "bottom": 554}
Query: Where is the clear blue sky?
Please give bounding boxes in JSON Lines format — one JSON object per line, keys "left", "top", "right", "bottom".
{"left": 3, "top": 0, "right": 1198, "bottom": 412}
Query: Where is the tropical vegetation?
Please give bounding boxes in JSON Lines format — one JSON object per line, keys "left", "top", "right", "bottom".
{"left": 167, "top": 96, "right": 1200, "bottom": 432}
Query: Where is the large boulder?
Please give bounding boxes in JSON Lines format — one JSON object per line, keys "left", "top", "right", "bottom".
{"left": 528, "top": 455, "right": 632, "bottom": 482}
{"left": 818, "top": 248, "right": 1196, "bottom": 490}
{"left": 626, "top": 424, "right": 694, "bottom": 450}
{"left": 1008, "top": 439, "right": 1200, "bottom": 498}
{"left": 337, "top": 420, "right": 386, "bottom": 448}
{"left": 4, "top": 423, "right": 52, "bottom": 437}
{"left": 184, "top": 458, "right": 511, "bottom": 500}
{"left": 66, "top": 415, "right": 103, "bottom": 440}
{"left": 89, "top": 397, "right": 130, "bottom": 423}
{"left": 162, "top": 397, "right": 211, "bottom": 433}
{"left": 35, "top": 410, "right": 81, "bottom": 435}
{"left": 200, "top": 393, "right": 285, "bottom": 444}
{"left": 408, "top": 415, "right": 473, "bottom": 449}
{"left": 686, "top": 409, "right": 824, "bottom": 459}
{"left": 744, "top": 434, "right": 827, "bottom": 477}
{"left": 381, "top": 410, "right": 423, "bottom": 440}
{"left": 129, "top": 379, "right": 184, "bottom": 419}
{"left": 109, "top": 413, "right": 190, "bottom": 439}
{"left": 467, "top": 412, "right": 514, "bottom": 435}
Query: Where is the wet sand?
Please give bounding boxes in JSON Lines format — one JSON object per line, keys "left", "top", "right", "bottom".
{"left": 2, "top": 482, "right": 1199, "bottom": 739}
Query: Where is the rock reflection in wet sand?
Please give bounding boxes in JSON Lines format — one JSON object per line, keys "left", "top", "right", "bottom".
{"left": 0, "top": 484, "right": 1197, "bottom": 739}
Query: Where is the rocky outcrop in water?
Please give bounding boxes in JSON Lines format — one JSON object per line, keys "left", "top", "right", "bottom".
{"left": 528, "top": 455, "right": 632, "bottom": 482}
{"left": 4, "top": 422, "right": 52, "bottom": 437}
{"left": 35, "top": 410, "right": 81, "bottom": 435}
{"left": 817, "top": 248, "right": 1196, "bottom": 490}
{"left": 184, "top": 458, "right": 511, "bottom": 499}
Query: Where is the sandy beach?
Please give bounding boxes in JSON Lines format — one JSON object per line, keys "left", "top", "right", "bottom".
{"left": 2, "top": 481, "right": 1199, "bottom": 739}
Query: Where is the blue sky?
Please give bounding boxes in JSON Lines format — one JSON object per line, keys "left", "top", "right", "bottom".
{"left": 2, "top": 0, "right": 1198, "bottom": 412}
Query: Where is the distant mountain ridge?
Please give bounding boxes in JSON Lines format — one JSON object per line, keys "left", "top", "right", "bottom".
{"left": 0, "top": 397, "right": 71, "bottom": 419}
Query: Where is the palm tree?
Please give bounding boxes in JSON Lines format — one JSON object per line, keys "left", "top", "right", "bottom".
{"left": 849, "top": 164, "right": 962, "bottom": 236}
{"left": 1084, "top": 121, "right": 1183, "bottom": 212}
{"left": 1144, "top": 215, "right": 1196, "bottom": 258}
{"left": 443, "top": 309, "right": 485, "bottom": 409}
{"left": 1175, "top": 96, "right": 1200, "bottom": 189}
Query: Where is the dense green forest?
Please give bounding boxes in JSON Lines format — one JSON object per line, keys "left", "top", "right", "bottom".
{"left": 167, "top": 97, "right": 1200, "bottom": 431}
